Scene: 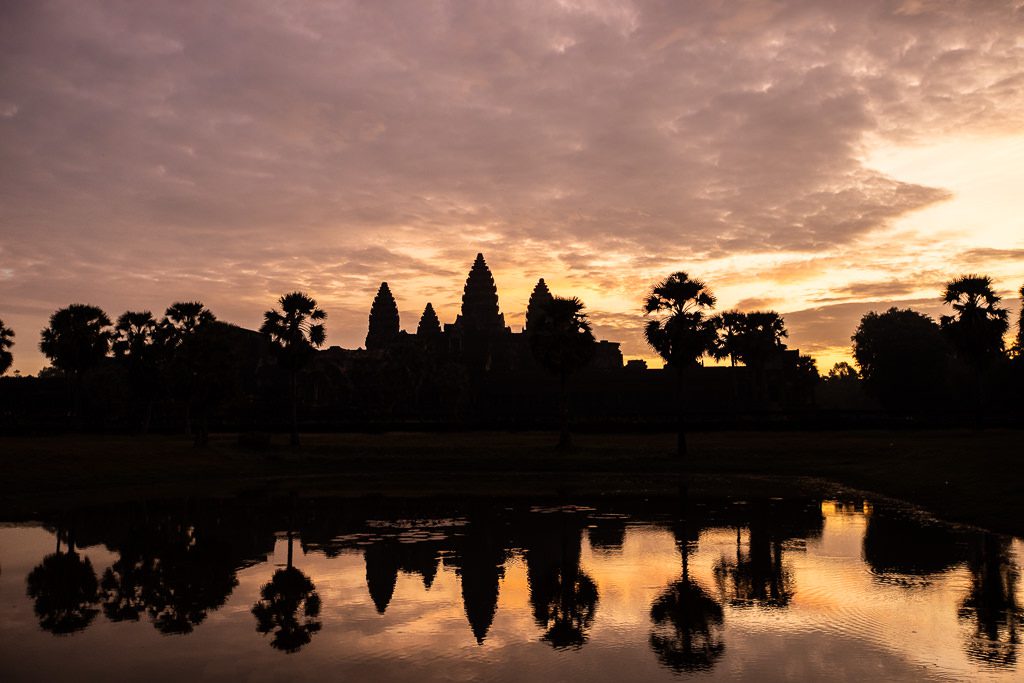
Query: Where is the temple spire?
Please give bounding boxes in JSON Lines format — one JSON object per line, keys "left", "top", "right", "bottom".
{"left": 525, "top": 278, "right": 553, "bottom": 334}
{"left": 459, "top": 253, "right": 505, "bottom": 334}
{"left": 366, "top": 282, "right": 400, "bottom": 350}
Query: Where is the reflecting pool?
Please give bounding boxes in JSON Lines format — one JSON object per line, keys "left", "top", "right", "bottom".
{"left": 0, "top": 495, "right": 1020, "bottom": 681}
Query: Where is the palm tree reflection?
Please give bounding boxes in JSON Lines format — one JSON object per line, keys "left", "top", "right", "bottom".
{"left": 252, "top": 530, "right": 322, "bottom": 653}
{"left": 25, "top": 529, "right": 100, "bottom": 635}
{"left": 958, "top": 534, "right": 1021, "bottom": 668}
{"left": 524, "top": 510, "right": 599, "bottom": 649}
{"left": 650, "top": 517, "right": 724, "bottom": 672}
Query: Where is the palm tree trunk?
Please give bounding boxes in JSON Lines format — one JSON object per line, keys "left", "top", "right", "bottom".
{"left": 290, "top": 371, "right": 300, "bottom": 447}
{"left": 71, "top": 371, "right": 83, "bottom": 431}
{"left": 557, "top": 371, "right": 571, "bottom": 450}
{"left": 286, "top": 529, "right": 294, "bottom": 570}
{"left": 676, "top": 366, "right": 687, "bottom": 459}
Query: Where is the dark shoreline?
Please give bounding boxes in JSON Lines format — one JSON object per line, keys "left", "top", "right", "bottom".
{"left": 0, "top": 429, "right": 1020, "bottom": 536}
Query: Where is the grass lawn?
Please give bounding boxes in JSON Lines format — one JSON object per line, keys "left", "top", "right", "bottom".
{"left": 0, "top": 429, "right": 1020, "bottom": 535}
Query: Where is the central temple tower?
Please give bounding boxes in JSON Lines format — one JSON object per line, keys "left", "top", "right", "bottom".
{"left": 455, "top": 253, "right": 506, "bottom": 334}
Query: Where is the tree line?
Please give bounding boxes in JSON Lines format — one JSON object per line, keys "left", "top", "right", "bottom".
{"left": 0, "top": 272, "right": 1021, "bottom": 450}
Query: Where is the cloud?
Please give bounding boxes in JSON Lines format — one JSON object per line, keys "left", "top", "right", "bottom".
{"left": 1, "top": 0, "right": 1024, "bottom": 372}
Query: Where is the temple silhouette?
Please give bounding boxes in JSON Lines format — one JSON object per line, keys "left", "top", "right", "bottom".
{"left": 354, "top": 253, "right": 624, "bottom": 372}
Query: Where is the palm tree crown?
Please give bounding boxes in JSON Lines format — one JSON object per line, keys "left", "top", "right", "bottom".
{"left": 261, "top": 292, "right": 327, "bottom": 361}
{"left": 0, "top": 318, "right": 14, "bottom": 376}
{"left": 39, "top": 304, "right": 113, "bottom": 375}
{"left": 644, "top": 272, "right": 717, "bottom": 368}
{"left": 162, "top": 301, "right": 217, "bottom": 345}
{"left": 939, "top": 274, "right": 1009, "bottom": 364}
{"left": 528, "top": 296, "right": 596, "bottom": 376}
{"left": 112, "top": 311, "right": 158, "bottom": 359}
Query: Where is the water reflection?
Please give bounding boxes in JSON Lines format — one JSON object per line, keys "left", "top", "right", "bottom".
{"left": 523, "top": 508, "right": 598, "bottom": 649}
{"left": 26, "top": 529, "right": 99, "bottom": 634}
{"left": 650, "top": 516, "right": 724, "bottom": 671}
{"left": 252, "top": 531, "right": 322, "bottom": 653}
{"left": 3, "top": 494, "right": 1021, "bottom": 680}
{"left": 959, "top": 534, "right": 1021, "bottom": 668}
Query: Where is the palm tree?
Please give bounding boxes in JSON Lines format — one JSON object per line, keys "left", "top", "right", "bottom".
{"left": 643, "top": 273, "right": 717, "bottom": 458}
{"left": 160, "top": 302, "right": 217, "bottom": 440}
{"left": 1016, "top": 285, "right": 1024, "bottom": 355}
{"left": 0, "top": 318, "right": 14, "bottom": 376}
{"left": 527, "top": 295, "right": 596, "bottom": 449}
{"left": 260, "top": 292, "right": 327, "bottom": 447}
{"left": 940, "top": 275, "right": 1009, "bottom": 422}
{"left": 940, "top": 275, "right": 1009, "bottom": 365}
{"left": 709, "top": 311, "right": 744, "bottom": 367}
{"left": 734, "top": 311, "right": 788, "bottom": 404}
{"left": 39, "top": 304, "right": 113, "bottom": 425}
{"left": 112, "top": 311, "right": 160, "bottom": 432}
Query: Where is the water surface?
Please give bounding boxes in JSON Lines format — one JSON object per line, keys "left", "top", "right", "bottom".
{"left": 0, "top": 495, "right": 1020, "bottom": 681}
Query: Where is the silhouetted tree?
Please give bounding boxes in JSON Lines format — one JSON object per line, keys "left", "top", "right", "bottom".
{"left": 826, "top": 361, "right": 858, "bottom": 381}
{"left": 736, "top": 312, "right": 788, "bottom": 399}
{"left": 261, "top": 292, "right": 327, "bottom": 447}
{"left": 528, "top": 295, "right": 596, "bottom": 449}
{"left": 710, "top": 311, "right": 744, "bottom": 367}
{"left": 39, "top": 304, "right": 113, "bottom": 425}
{"left": 940, "top": 275, "right": 1009, "bottom": 423}
{"left": 525, "top": 278, "right": 554, "bottom": 334}
{"left": 0, "top": 317, "right": 13, "bottom": 376}
{"left": 852, "top": 307, "right": 949, "bottom": 410}
{"left": 643, "top": 273, "right": 717, "bottom": 458}
{"left": 366, "top": 282, "right": 400, "bottom": 350}
{"left": 26, "top": 531, "right": 100, "bottom": 634}
{"left": 112, "top": 310, "right": 161, "bottom": 432}
{"left": 160, "top": 301, "right": 218, "bottom": 443}
{"left": 940, "top": 275, "right": 1010, "bottom": 366}
{"left": 1016, "top": 285, "right": 1024, "bottom": 355}
{"left": 253, "top": 531, "right": 322, "bottom": 653}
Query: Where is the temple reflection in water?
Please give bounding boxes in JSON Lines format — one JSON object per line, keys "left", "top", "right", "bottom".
{"left": 2, "top": 495, "right": 1021, "bottom": 681}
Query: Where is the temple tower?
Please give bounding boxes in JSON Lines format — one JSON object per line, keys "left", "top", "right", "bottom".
{"left": 457, "top": 253, "right": 506, "bottom": 334}
{"left": 366, "top": 282, "right": 400, "bottom": 350}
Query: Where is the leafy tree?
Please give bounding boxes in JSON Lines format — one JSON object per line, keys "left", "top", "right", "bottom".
{"left": 0, "top": 317, "right": 13, "bottom": 376}
{"left": 527, "top": 295, "right": 596, "bottom": 449}
{"left": 260, "top": 292, "right": 327, "bottom": 447}
{"left": 940, "top": 275, "right": 1009, "bottom": 368}
{"left": 112, "top": 311, "right": 161, "bottom": 432}
{"left": 525, "top": 278, "right": 554, "bottom": 334}
{"left": 39, "top": 304, "right": 113, "bottom": 425}
{"left": 643, "top": 273, "right": 717, "bottom": 458}
{"left": 365, "top": 282, "right": 399, "bottom": 350}
{"left": 852, "top": 307, "right": 949, "bottom": 410}
{"left": 825, "top": 362, "right": 858, "bottom": 382}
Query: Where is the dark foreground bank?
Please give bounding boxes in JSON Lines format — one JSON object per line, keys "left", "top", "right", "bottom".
{"left": 0, "top": 430, "right": 1020, "bottom": 535}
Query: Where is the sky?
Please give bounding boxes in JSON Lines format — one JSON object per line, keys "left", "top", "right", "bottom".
{"left": 2, "top": 0, "right": 1023, "bottom": 374}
